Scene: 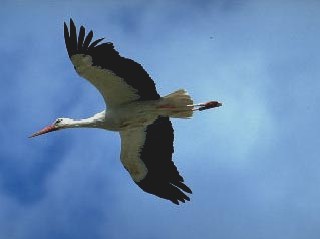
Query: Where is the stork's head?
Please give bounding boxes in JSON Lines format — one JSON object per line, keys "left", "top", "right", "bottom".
{"left": 29, "top": 118, "right": 73, "bottom": 138}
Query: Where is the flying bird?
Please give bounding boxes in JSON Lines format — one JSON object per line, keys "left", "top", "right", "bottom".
{"left": 30, "top": 19, "right": 222, "bottom": 205}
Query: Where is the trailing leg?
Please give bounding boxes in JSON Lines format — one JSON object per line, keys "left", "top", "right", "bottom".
{"left": 192, "top": 101, "right": 222, "bottom": 111}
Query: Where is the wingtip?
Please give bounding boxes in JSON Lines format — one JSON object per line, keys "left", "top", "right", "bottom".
{"left": 171, "top": 195, "right": 190, "bottom": 205}
{"left": 63, "top": 18, "right": 74, "bottom": 30}
{"left": 88, "top": 37, "right": 105, "bottom": 48}
{"left": 172, "top": 199, "right": 179, "bottom": 205}
{"left": 70, "top": 18, "right": 76, "bottom": 29}
{"left": 185, "top": 187, "right": 192, "bottom": 194}
{"left": 83, "top": 30, "right": 94, "bottom": 49}
{"left": 63, "top": 21, "right": 69, "bottom": 37}
{"left": 63, "top": 23, "right": 68, "bottom": 34}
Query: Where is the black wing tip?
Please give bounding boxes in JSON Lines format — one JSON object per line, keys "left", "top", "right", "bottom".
{"left": 63, "top": 18, "right": 77, "bottom": 57}
{"left": 137, "top": 178, "right": 192, "bottom": 205}
{"left": 160, "top": 189, "right": 192, "bottom": 205}
{"left": 78, "top": 25, "right": 86, "bottom": 50}
{"left": 88, "top": 37, "right": 105, "bottom": 49}
{"left": 170, "top": 187, "right": 191, "bottom": 205}
{"left": 63, "top": 18, "right": 107, "bottom": 58}
{"left": 174, "top": 180, "right": 192, "bottom": 194}
{"left": 69, "top": 18, "right": 75, "bottom": 27}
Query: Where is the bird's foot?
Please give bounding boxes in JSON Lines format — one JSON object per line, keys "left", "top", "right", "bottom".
{"left": 192, "top": 101, "right": 222, "bottom": 111}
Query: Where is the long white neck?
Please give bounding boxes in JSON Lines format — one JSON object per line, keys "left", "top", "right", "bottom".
{"left": 63, "top": 111, "right": 105, "bottom": 129}
{"left": 67, "top": 118, "right": 98, "bottom": 128}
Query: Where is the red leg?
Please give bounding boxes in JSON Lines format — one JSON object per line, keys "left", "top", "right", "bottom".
{"left": 198, "top": 101, "right": 222, "bottom": 111}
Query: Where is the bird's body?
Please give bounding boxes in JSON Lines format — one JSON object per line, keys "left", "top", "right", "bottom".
{"left": 30, "top": 19, "right": 222, "bottom": 205}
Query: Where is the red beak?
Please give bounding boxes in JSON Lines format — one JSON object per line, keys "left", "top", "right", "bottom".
{"left": 29, "top": 125, "right": 58, "bottom": 138}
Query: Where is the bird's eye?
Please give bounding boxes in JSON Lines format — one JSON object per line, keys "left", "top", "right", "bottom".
{"left": 55, "top": 119, "right": 62, "bottom": 124}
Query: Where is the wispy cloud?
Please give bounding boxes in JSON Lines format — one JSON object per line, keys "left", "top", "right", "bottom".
{"left": 1, "top": 0, "right": 320, "bottom": 238}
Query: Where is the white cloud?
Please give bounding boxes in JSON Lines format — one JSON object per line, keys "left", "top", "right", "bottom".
{"left": 1, "top": 0, "right": 320, "bottom": 238}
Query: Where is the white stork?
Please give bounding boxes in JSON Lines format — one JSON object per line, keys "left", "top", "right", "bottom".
{"left": 30, "top": 19, "right": 222, "bottom": 205}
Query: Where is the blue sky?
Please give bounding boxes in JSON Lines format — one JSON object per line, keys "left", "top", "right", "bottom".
{"left": 1, "top": 0, "right": 320, "bottom": 238}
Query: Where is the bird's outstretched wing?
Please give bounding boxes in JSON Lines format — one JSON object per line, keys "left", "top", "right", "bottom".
{"left": 120, "top": 117, "right": 192, "bottom": 204}
{"left": 64, "top": 19, "right": 160, "bottom": 108}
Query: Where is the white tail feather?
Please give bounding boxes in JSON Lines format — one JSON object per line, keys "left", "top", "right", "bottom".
{"left": 160, "top": 89, "right": 194, "bottom": 118}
